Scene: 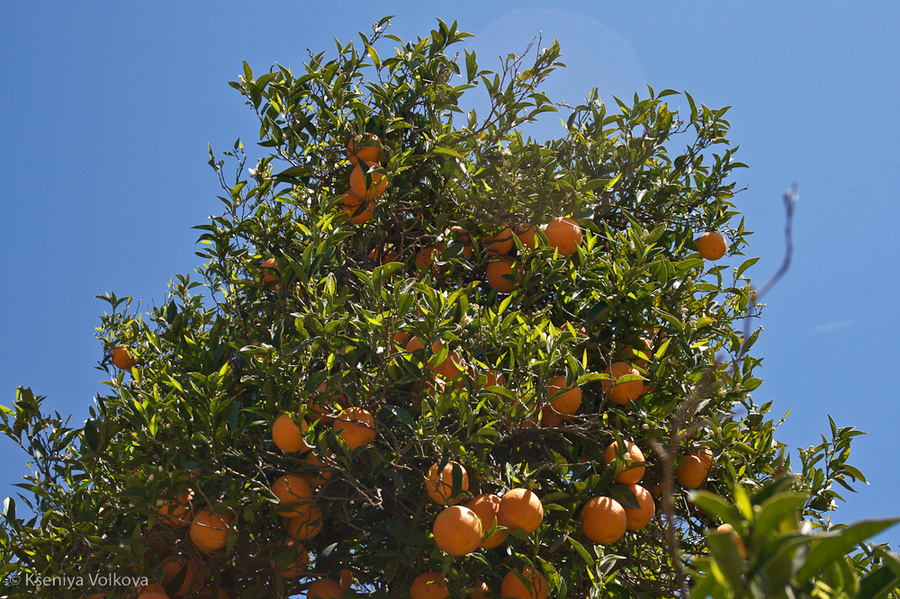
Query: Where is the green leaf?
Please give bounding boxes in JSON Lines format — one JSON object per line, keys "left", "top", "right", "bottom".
{"left": 689, "top": 490, "right": 739, "bottom": 523}
{"left": 707, "top": 530, "right": 745, "bottom": 591}
{"left": 797, "top": 518, "right": 900, "bottom": 581}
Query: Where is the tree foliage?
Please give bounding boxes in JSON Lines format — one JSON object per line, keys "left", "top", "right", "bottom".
{"left": 1, "top": 17, "right": 896, "bottom": 599}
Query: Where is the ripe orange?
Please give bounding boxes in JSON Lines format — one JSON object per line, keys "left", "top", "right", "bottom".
{"left": 285, "top": 504, "right": 323, "bottom": 541}
{"left": 623, "top": 484, "right": 655, "bottom": 530}
{"left": 676, "top": 446, "right": 714, "bottom": 489}
{"left": 349, "top": 161, "right": 388, "bottom": 200}
{"left": 346, "top": 132, "right": 382, "bottom": 166}
{"left": 542, "top": 217, "right": 582, "bottom": 256}
{"left": 479, "top": 370, "right": 505, "bottom": 389}
{"left": 697, "top": 231, "right": 727, "bottom": 260}
{"left": 498, "top": 488, "right": 543, "bottom": 534}
{"left": 716, "top": 523, "right": 748, "bottom": 559}
{"left": 271, "top": 474, "right": 314, "bottom": 518}
{"left": 415, "top": 243, "right": 445, "bottom": 275}
{"left": 450, "top": 226, "right": 475, "bottom": 258}
{"left": 157, "top": 487, "right": 194, "bottom": 527}
{"left": 410, "top": 572, "right": 449, "bottom": 599}
{"left": 307, "top": 578, "right": 344, "bottom": 599}
{"left": 308, "top": 381, "right": 346, "bottom": 423}
{"left": 621, "top": 337, "right": 652, "bottom": 366}
{"left": 161, "top": 554, "right": 202, "bottom": 597}
{"left": 370, "top": 246, "right": 399, "bottom": 264}
{"left": 333, "top": 407, "right": 376, "bottom": 450}
{"left": 516, "top": 224, "right": 538, "bottom": 250}
{"left": 392, "top": 331, "right": 411, "bottom": 347}
{"left": 430, "top": 349, "right": 466, "bottom": 380}
{"left": 189, "top": 509, "right": 232, "bottom": 553}
{"left": 466, "top": 494, "right": 508, "bottom": 548}
{"left": 602, "top": 361, "right": 644, "bottom": 405}
{"left": 432, "top": 505, "right": 484, "bottom": 556}
{"left": 581, "top": 496, "right": 626, "bottom": 544}
{"left": 270, "top": 537, "right": 309, "bottom": 578}
{"left": 486, "top": 258, "right": 520, "bottom": 293}
{"left": 484, "top": 226, "right": 514, "bottom": 255}
{"left": 426, "top": 461, "right": 469, "bottom": 505}
{"left": 272, "top": 414, "right": 311, "bottom": 453}
{"left": 546, "top": 375, "right": 582, "bottom": 417}
{"left": 468, "top": 581, "right": 491, "bottom": 599}
{"left": 301, "top": 449, "right": 334, "bottom": 487}
{"left": 111, "top": 346, "right": 137, "bottom": 369}
{"left": 602, "top": 440, "right": 646, "bottom": 484}
{"left": 260, "top": 257, "right": 281, "bottom": 290}
{"left": 340, "top": 191, "right": 375, "bottom": 224}
{"left": 340, "top": 568, "right": 354, "bottom": 589}
{"left": 501, "top": 567, "right": 548, "bottom": 599}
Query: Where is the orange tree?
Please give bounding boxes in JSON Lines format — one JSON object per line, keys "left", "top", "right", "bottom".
{"left": 1, "top": 18, "right": 897, "bottom": 599}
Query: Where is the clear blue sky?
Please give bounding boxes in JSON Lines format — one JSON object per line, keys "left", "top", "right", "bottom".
{"left": 2, "top": 1, "right": 898, "bottom": 553}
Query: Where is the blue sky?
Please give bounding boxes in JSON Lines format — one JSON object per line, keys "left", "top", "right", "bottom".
{"left": 2, "top": 0, "right": 898, "bottom": 557}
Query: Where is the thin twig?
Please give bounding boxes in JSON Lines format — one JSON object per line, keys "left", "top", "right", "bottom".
{"left": 740, "top": 182, "right": 798, "bottom": 355}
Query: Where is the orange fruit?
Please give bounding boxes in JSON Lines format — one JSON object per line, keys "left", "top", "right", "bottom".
{"left": 189, "top": 509, "right": 232, "bottom": 553}
{"left": 349, "top": 161, "right": 388, "bottom": 200}
{"left": 602, "top": 361, "right": 644, "bottom": 405}
{"left": 450, "top": 226, "right": 475, "bottom": 257}
{"left": 479, "top": 370, "right": 505, "bottom": 389}
{"left": 157, "top": 488, "right": 194, "bottom": 527}
{"left": 271, "top": 474, "right": 314, "bottom": 518}
{"left": 260, "top": 257, "right": 281, "bottom": 290}
{"left": 308, "top": 381, "right": 345, "bottom": 423}
{"left": 270, "top": 537, "right": 309, "bottom": 578}
{"left": 111, "top": 346, "right": 137, "bottom": 369}
{"left": 716, "top": 523, "right": 748, "bottom": 559}
{"left": 697, "top": 231, "right": 727, "bottom": 260}
{"left": 501, "top": 567, "right": 548, "bottom": 599}
{"left": 392, "top": 331, "right": 411, "bottom": 347}
{"left": 272, "top": 414, "right": 312, "bottom": 453}
{"left": 340, "top": 191, "right": 375, "bottom": 224}
{"left": 432, "top": 505, "right": 484, "bottom": 556}
{"left": 516, "top": 224, "right": 538, "bottom": 249}
{"left": 307, "top": 578, "right": 344, "bottom": 599}
{"left": 346, "top": 132, "right": 382, "bottom": 166}
{"left": 485, "top": 258, "right": 520, "bottom": 293}
{"left": 333, "top": 407, "right": 376, "bottom": 450}
{"left": 301, "top": 450, "right": 334, "bottom": 487}
{"left": 415, "top": 243, "right": 445, "bottom": 274}
{"left": 621, "top": 337, "right": 652, "bottom": 366}
{"left": 466, "top": 494, "right": 508, "bottom": 548}
{"left": 675, "top": 446, "right": 714, "bottom": 489}
{"left": 484, "top": 226, "right": 514, "bottom": 255}
{"left": 425, "top": 461, "right": 469, "bottom": 505}
{"left": 468, "top": 581, "right": 491, "bottom": 599}
{"left": 340, "top": 568, "right": 354, "bottom": 589}
{"left": 498, "top": 488, "right": 543, "bottom": 534}
{"left": 370, "top": 246, "right": 399, "bottom": 264}
{"left": 580, "top": 496, "right": 626, "bottom": 544}
{"left": 546, "top": 375, "right": 581, "bottom": 417}
{"left": 430, "top": 349, "right": 466, "bottom": 381}
{"left": 602, "top": 440, "right": 646, "bottom": 484}
{"left": 542, "top": 217, "right": 582, "bottom": 256}
{"left": 285, "top": 504, "right": 323, "bottom": 540}
{"left": 622, "top": 484, "right": 655, "bottom": 530}
{"left": 161, "top": 554, "right": 202, "bottom": 597}
{"left": 410, "top": 572, "right": 449, "bottom": 599}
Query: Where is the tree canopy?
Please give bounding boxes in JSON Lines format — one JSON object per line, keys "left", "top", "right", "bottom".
{"left": 1, "top": 17, "right": 897, "bottom": 599}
